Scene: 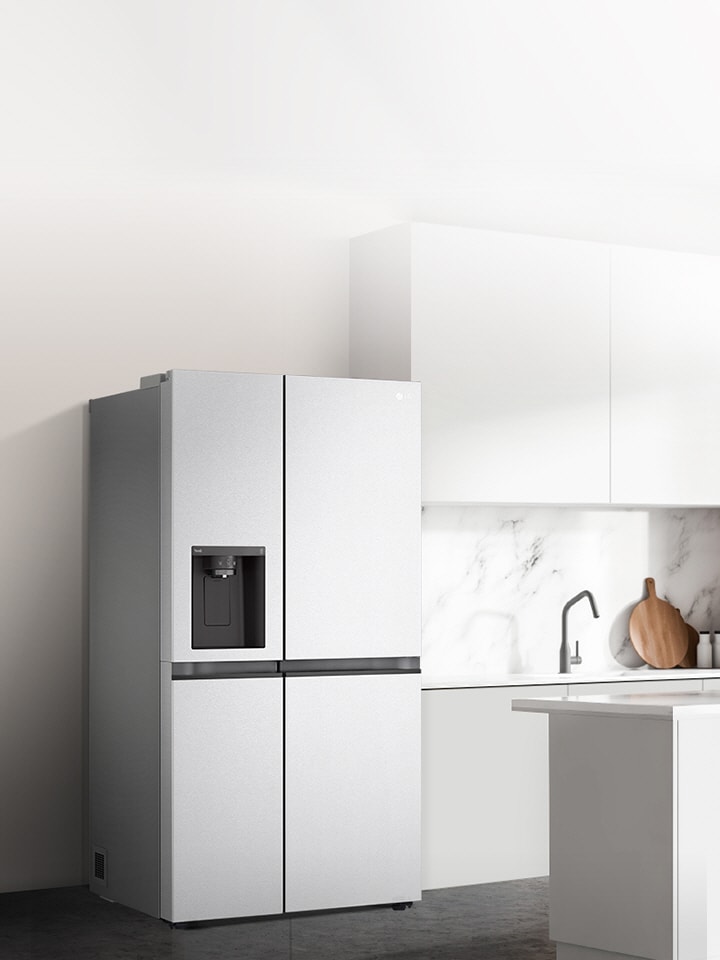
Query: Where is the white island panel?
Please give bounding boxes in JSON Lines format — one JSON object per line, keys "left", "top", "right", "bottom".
{"left": 514, "top": 691, "right": 720, "bottom": 960}
{"left": 676, "top": 718, "right": 720, "bottom": 960}
{"left": 549, "top": 713, "right": 673, "bottom": 960}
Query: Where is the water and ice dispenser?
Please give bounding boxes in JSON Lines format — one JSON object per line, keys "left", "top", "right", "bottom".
{"left": 191, "top": 546, "right": 265, "bottom": 649}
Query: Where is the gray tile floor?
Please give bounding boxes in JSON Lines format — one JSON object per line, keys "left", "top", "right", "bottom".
{"left": 0, "top": 878, "right": 554, "bottom": 960}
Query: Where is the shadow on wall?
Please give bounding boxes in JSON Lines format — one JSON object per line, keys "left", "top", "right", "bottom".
{"left": 0, "top": 405, "right": 88, "bottom": 892}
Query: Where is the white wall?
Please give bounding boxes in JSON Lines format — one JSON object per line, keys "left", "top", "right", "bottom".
{"left": 3, "top": 0, "right": 720, "bottom": 893}
{"left": 0, "top": 182, "right": 374, "bottom": 893}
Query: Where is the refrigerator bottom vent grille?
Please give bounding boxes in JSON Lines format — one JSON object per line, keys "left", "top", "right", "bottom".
{"left": 93, "top": 847, "right": 107, "bottom": 886}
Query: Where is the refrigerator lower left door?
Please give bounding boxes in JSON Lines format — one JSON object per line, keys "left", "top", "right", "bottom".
{"left": 163, "top": 675, "right": 283, "bottom": 922}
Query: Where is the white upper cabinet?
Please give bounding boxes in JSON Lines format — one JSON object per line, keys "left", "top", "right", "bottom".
{"left": 611, "top": 246, "right": 720, "bottom": 505}
{"left": 351, "top": 223, "right": 610, "bottom": 503}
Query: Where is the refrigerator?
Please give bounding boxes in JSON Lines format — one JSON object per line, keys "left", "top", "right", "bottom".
{"left": 88, "top": 370, "right": 421, "bottom": 923}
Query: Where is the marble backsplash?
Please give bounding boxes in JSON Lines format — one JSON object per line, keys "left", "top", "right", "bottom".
{"left": 421, "top": 506, "right": 720, "bottom": 677}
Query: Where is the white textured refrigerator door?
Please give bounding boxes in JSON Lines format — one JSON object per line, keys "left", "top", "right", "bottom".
{"left": 284, "top": 375, "right": 421, "bottom": 660}
{"left": 163, "top": 676, "right": 283, "bottom": 922}
{"left": 163, "top": 370, "right": 283, "bottom": 663}
{"left": 285, "top": 673, "right": 421, "bottom": 912}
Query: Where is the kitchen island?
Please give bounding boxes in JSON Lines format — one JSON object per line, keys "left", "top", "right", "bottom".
{"left": 513, "top": 691, "right": 720, "bottom": 960}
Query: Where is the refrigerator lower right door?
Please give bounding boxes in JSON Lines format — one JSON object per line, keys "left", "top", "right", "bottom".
{"left": 284, "top": 672, "right": 421, "bottom": 913}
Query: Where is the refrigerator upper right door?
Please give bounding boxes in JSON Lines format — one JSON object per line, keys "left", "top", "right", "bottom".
{"left": 284, "top": 376, "right": 421, "bottom": 661}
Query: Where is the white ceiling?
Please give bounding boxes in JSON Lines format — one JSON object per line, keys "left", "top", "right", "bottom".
{"left": 3, "top": 0, "right": 720, "bottom": 250}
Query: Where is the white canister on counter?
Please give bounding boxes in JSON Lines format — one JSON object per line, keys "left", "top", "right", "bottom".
{"left": 713, "top": 631, "right": 720, "bottom": 669}
{"left": 698, "top": 631, "right": 713, "bottom": 668}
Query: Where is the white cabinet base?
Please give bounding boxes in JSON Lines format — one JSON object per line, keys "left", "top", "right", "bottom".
{"left": 421, "top": 685, "right": 564, "bottom": 889}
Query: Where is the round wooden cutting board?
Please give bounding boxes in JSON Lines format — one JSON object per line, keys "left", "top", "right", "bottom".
{"left": 679, "top": 617, "right": 699, "bottom": 669}
{"left": 628, "top": 578, "right": 688, "bottom": 668}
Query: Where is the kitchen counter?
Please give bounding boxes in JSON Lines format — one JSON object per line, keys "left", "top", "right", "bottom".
{"left": 514, "top": 688, "right": 720, "bottom": 719}
{"left": 422, "top": 668, "right": 720, "bottom": 689}
{"left": 513, "top": 690, "right": 720, "bottom": 960}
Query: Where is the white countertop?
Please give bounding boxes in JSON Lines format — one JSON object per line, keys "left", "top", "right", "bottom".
{"left": 512, "top": 690, "right": 720, "bottom": 720}
{"left": 421, "top": 668, "right": 720, "bottom": 689}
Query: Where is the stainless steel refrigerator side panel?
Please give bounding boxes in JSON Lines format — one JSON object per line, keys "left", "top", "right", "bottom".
{"left": 284, "top": 376, "right": 421, "bottom": 660}
{"left": 160, "top": 378, "right": 172, "bottom": 664}
{"left": 163, "top": 674, "right": 284, "bottom": 923}
{"left": 159, "top": 661, "right": 172, "bottom": 922}
{"left": 162, "top": 370, "right": 283, "bottom": 663}
{"left": 88, "top": 387, "right": 161, "bottom": 917}
{"left": 284, "top": 673, "right": 422, "bottom": 912}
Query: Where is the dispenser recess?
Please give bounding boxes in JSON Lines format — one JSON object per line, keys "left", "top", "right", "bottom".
{"left": 191, "top": 546, "right": 265, "bottom": 649}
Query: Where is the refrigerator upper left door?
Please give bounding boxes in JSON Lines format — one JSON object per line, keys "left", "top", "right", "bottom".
{"left": 161, "top": 371, "right": 283, "bottom": 663}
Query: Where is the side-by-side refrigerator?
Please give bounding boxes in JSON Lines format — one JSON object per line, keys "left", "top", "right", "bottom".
{"left": 89, "top": 370, "right": 421, "bottom": 923}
